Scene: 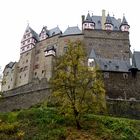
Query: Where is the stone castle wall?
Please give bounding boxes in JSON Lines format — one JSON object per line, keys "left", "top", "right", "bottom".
{"left": 104, "top": 71, "right": 140, "bottom": 100}
{"left": 0, "top": 78, "right": 50, "bottom": 112}
{"left": 84, "top": 30, "right": 130, "bottom": 60}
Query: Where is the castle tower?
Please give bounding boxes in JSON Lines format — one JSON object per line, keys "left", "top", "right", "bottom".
{"left": 44, "top": 46, "right": 56, "bottom": 81}
{"left": 120, "top": 15, "right": 130, "bottom": 32}
{"left": 82, "top": 13, "right": 95, "bottom": 30}
{"left": 105, "top": 14, "right": 114, "bottom": 31}
{"left": 17, "top": 25, "right": 39, "bottom": 87}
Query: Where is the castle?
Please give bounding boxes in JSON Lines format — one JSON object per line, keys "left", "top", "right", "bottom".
{"left": 1, "top": 10, "right": 140, "bottom": 100}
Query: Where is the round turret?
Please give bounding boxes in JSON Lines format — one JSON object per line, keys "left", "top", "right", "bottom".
{"left": 82, "top": 13, "right": 95, "bottom": 30}
{"left": 120, "top": 16, "right": 130, "bottom": 32}
{"left": 105, "top": 14, "right": 113, "bottom": 31}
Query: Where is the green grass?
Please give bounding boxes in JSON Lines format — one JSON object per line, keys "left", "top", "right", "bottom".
{"left": 0, "top": 105, "right": 140, "bottom": 140}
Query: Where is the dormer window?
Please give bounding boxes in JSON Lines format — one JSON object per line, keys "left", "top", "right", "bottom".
{"left": 115, "top": 66, "right": 119, "bottom": 70}
{"left": 52, "top": 32, "right": 55, "bottom": 35}
{"left": 89, "top": 61, "right": 95, "bottom": 67}
{"left": 104, "top": 65, "right": 108, "bottom": 69}
{"left": 98, "top": 20, "right": 101, "bottom": 24}
{"left": 27, "top": 34, "right": 30, "bottom": 37}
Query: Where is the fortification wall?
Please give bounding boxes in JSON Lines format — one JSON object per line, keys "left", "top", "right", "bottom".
{"left": 0, "top": 88, "right": 50, "bottom": 112}
{"left": 107, "top": 99, "right": 140, "bottom": 119}
{"left": 0, "top": 78, "right": 50, "bottom": 112}
{"left": 104, "top": 71, "right": 140, "bottom": 100}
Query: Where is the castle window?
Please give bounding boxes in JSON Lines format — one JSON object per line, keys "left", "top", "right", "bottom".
{"left": 27, "top": 33, "right": 30, "bottom": 37}
{"left": 26, "top": 59, "right": 28, "bottom": 63}
{"left": 23, "top": 35, "right": 26, "bottom": 39}
{"left": 11, "top": 78, "right": 12, "bottom": 81}
{"left": 89, "top": 61, "right": 95, "bottom": 67}
{"left": 64, "top": 46, "right": 68, "bottom": 53}
{"left": 27, "top": 40, "right": 30, "bottom": 43}
{"left": 20, "top": 68, "right": 23, "bottom": 72}
{"left": 123, "top": 73, "right": 128, "bottom": 79}
{"left": 115, "top": 66, "right": 119, "bottom": 70}
{"left": 42, "top": 70, "right": 45, "bottom": 74}
{"left": 52, "top": 32, "right": 55, "bottom": 35}
{"left": 20, "top": 76, "right": 21, "bottom": 79}
{"left": 34, "top": 64, "right": 39, "bottom": 70}
{"left": 24, "top": 66, "right": 28, "bottom": 71}
{"left": 104, "top": 65, "right": 108, "bottom": 69}
{"left": 24, "top": 73, "right": 26, "bottom": 77}
{"left": 23, "top": 42, "right": 25, "bottom": 45}
{"left": 34, "top": 72, "right": 37, "bottom": 76}
{"left": 26, "top": 53, "right": 29, "bottom": 56}
{"left": 35, "top": 50, "right": 40, "bottom": 54}
{"left": 8, "top": 85, "right": 10, "bottom": 89}
{"left": 22, "top": 48, "right": 25, "bottom": 51}
{"left": 104, "top": 72, "right": 109, "bottom": 78}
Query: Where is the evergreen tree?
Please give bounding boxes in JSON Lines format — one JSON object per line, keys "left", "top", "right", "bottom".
{"left": 50, "top": 41, "right": 106, "bottom": 129}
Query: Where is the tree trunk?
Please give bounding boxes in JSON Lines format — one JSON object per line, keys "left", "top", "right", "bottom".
{"left": 73, "top": 106, "right": 81, "bottom": 129}
{"left": 75, "top": 118, "right": 81, "bottom": 130}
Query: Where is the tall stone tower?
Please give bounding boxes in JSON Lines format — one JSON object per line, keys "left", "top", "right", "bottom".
{"left": 16, "top": 25, "right": 39, "bottom": 87}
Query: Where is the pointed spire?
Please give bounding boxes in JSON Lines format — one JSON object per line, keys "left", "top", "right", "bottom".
{"left": 105, "top": 13, "right": 113, "bottom": 25}
{"left": 89, "top": 49, "right": 96, "bottom": 58}
{"left": 85, "top": 12, "right": 92, "bottom": 22}
{"left": 120, "top": 14, "right": 130, "bottom": 31}
{"left": 121, "top": 15, "right": 128, "bottom": 25}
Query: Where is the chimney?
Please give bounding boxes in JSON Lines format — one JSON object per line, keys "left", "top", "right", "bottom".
{"left": 101, "top": 9, "right": 106, "bottom": 30}
{"left": 81, "top": 15, "right": 85, "bottom": 30}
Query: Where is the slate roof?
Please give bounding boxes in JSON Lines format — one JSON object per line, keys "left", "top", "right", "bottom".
{"left": 62, "top": 26, "right": 82, "bottom": 36}
{"left": 91, "top": 16, "right": 102, "bottom": 29}
{"left": 132, "top": 51, "right": 140, "bottom": 70}
{"left": 121, "top": 16, "right": 128, "bottom": 25}
{"left": 45, "top": 45, "right": 56, "bottom": 52}
{"left": 5, "top": 62, "right": 16, "bottom": 68}
{"left": 88, "top": 48, "right": 130, "bottom": 72}
{"left": 28, "top": 27, "right": 39, "bottom": 41}
{"left": 96, "top": 58, "right": 130, "bottom": 72}
{"left": 105, "top": 14, "right": 113, "bottom": 25}
{"left": 48, "top": 27, "right": 62, "bottom": 37}
{"left": 89, "top": 15, "right": 121, "bottom": 30}
{"left": 88, "top": 49, "right": 96, "bottom": 58}
{"left": 84, "top": 13, "right": 93, "bottom": 23}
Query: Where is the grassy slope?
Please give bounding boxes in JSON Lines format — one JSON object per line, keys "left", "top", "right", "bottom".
{"left": 0, "top": 105, "right": 140, "bottom": 140}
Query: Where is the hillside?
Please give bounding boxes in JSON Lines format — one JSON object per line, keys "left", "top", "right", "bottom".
{"left": 0, "top": 105, "right": 140, "bottom": 140}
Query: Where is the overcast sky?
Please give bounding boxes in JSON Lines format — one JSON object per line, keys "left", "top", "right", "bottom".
{"left": 0, "top": 0, "right": 139, "bottom": 70}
